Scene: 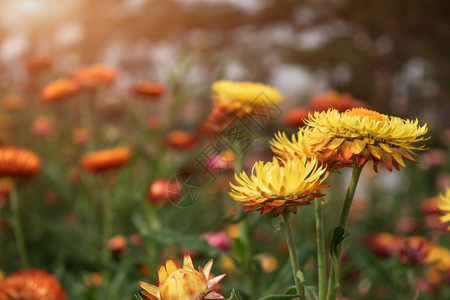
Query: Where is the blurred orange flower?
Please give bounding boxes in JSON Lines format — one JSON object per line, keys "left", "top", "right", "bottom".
{"left": 283, "top": 107, "right": 310, "bottom": 127}
{"left": 31, "top": 116, "right": 54, "bottom": 136}
{"left": 131, "top": 81, "right": 165, "bottom": 97}
{"left": 72, "top": 63, "right": 117, "bottom": 88}
{"left": 83, "top": 272, "right": 102, "bottom": 288}
{"left": 107, "top": 235, "right": 127, "bottom": 252}
{"left": 72, "top": 128, "right": 89, "bottom": 145}
{"left": 81, "top": 147, "right": 131, "bottom": 173}
{"left": 309, "top": 90, "right": 368, "bottom": 112}
{"left": 0, "top": 269, "right": 67, "bottom": 300}
{"left": 0, "top": 147, "right": 41, "bottom": 177}
{"left": 40, "top": 78, "right": 79, "bottom": 103}
{"left": 148, "top": 116, "right": 161, "bottom": 130}
{"left": 1, "top": 94, "right": 24, "bottom": 111}
{"left": 147, "top": 178, "right": 181, "bottom": 204}
{"left": 164, "top": 130, "right": 197, "bottom": 150}
{"left": 24, "top": 54, "right": 54, "bottom": 73}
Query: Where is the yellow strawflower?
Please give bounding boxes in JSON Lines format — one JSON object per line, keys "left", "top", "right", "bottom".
{"left": 304, "top": 108, "right": 428, "bottom": 171}
{"left": 139, "top": 254, "right": 225, "bottom": 300}
{"left": 211, "top": 80, "right": 282, "bottom": 116}
{"left": 230, "top": 156, "right": 329, "bottom": 216}
{"left": 437, "top": 187, "right": 450, "bottom": 230}
{"left": 270, "top": 129, "right": 352, "bottom": 172}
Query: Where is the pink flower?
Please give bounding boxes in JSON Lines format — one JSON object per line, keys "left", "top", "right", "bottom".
{"left": 202, "top": 231, "right": 232, "bottom": 251}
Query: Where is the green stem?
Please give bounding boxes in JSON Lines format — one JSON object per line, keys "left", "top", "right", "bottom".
{"left": 326, "top": 161, "right": 364, "bottom": 300}
{"left": 80, "top": 90, "right": 95, "bottom": 151}
{"left": 100, "top": 174, "right": 114, "bottom": 263}
{"left": 315, "top": 198, "right": 326, "bottom": 300}
{"left": 283, "top": 212, "right": 305, "bottom": 300}
{"left": 10, "top": 184, "right": 29, "bottom": 268}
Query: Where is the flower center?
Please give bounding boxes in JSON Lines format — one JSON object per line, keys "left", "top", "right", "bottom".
{"left": 345, "top": 108, "right": 388, "bottom": 123}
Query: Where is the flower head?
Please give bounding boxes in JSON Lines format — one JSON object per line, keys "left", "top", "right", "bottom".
{"left": 139, "top": 253, "right": 226, "bottom": 300}
{"left": 2, "top": 94, "right": 24, "bottom": 111}
{"left": 211, "top": 80, "right": 282, "bottom": 116}
{"left": 71, "top": 63, "right": 117, "bottom": 88}
{"left": 131, "top": 81, "right": 165, "bottom": 97}
{"left": 230, "top": 156, "right": 329, "bottom": 216}
{"left": 271, "top": 129, "right": 352, "bottom": 172}
{"left": 146, "top": 179, "right": 181, "bottom": 204}
{"left": 309, "top": 90, "right": 368, "bottom": 112}
{"left": 40, "top": 78, "right": 79, "bottom": 103}
{"left": 164, "top": 130, "right": 197, "bottom": 150}
{"left": 81, "top": 147, "right": 130, "bottom": 173}
{"left": 283, "top": 107, "right": 310, "bottom": 127}
{"left": 437, "top": 187, "right": 450, "bottom": 230}
{"left": 0, "top": 269, "right": 67, "bottom": 300}
{"left": 304, "top": 108, "right": 428, "bottom": 171}
{"left": 24, "top": 54, "right": 53, "bottom": 73}
{"left": 0, "top": 147, "right": 41, "bottom": 177}
{"left": 31, "top": 116, "right": 54, "bottom": 137}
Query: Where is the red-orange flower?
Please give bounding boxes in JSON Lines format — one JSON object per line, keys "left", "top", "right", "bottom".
{"left": 40, "top": 78, "right": 80, "bottom": 103}
{"left": 0, "top": 269, "right": 67, "bottom": 300}
{"left": 24, "top": 54, "right": 54, "bottom": 73}
{"left": 147, "top": 178, "right": 181, "bottom": 204}
{"left": 309, "top": 90, "right": 369, "bottom": 112}
{"left": 131, "top": 81, "right": 165, "bottom": 97}
{"left": 1, "top": 94, "right": 24, "bottom": 111}
{"left": 72, "top": 63, "right": 117, "bottom": 88}
{"left": 0, "top": 147, "right": 41, "bottom": 177}
{"left": 283, "top": 107, "right": 310, "bottom": 127}
{"left": 164, "top": 130, "right": 197, "bottom": 150}
{"left": 31, "top": 116, "right": 54, "bottom": 136}
{"left": 81, "top": 147, "right": 131, "bottom": 173}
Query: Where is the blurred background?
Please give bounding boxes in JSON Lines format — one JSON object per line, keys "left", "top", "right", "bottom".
{"left": 1, "top": 1, "right": 450, "bottom": 299}
{"left": 1, "top": 0, "right": 449, "bottom": 132}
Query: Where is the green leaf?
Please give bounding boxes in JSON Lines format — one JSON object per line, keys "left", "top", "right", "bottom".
{"left": 226, "top": 289, "right": 244, "bottom": 300}
{"left": 134, "top": 293, "right": 145, "bottom": 300}
{"left": 258, "top": 294, "right": 300, "bottom": 299}
{"left": 305, "top": 285, "right": 319, "bottom": 300}
{"left": 330, "top": 226, "right": 349, "bottom": 258}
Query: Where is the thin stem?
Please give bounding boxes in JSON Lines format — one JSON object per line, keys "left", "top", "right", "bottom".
{"left": 100, "top": 173, "right": 114, "bottom": 263}
{"left": 315, "top": 198, "right": 326, "bottom": 300}
{"left": 10, "top": 184, "right": 29, "bottom": 268}
{"left": 283, "top": 212, "right": 305, "bottom": 300}
{"left": 326, "top": 161, "right": 364, "bottom": 300}
{"left": 79, "top": 90, "right": 95, "bottom": 151}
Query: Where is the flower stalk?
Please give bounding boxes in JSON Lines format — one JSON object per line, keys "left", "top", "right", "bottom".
{"left": 283, "top": 212, "right": 305, "bottom": 300}
{"left": 315, "top": 197, "right": 326, "bottom": 300}
{"left": 326, "top": 160, "right": 364, "bottom": 300}
{"left": 10, "top": 184, "right": 29, "bottom": 268}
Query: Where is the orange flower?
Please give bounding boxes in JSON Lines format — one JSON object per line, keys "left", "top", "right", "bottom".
{"left": 24, "top": 54, "right": 53, "bottom": 73}
{"left": 107, "top": 235, "right": 127, "bottom": 252}
{"left": 147, "top": 178, "right": 181, "bottom": 204}
{"left": 40, "top": 78, "right": 80, "bottom": 103}
{"left": 2, "top": 94, "right": 24, "bottom": 111}
{"left": 72, "top": 63, "right": 117, "bottom": 88}
{"left": 131, "top": 81, "right": 165, "bottom": 97}
{"left": 0, "top": 269, "right": 67, "bottom": 300}
{"left": 31, "top": 116, "right": 54, "bottom": 136}
{"left": 83, "top": 272, "right": 102, "bottom": 289}
{"left": 0, "top": 147, "right": 41, "bottom": 177}
{"left": 309, "top": 90, "right": 368, "bottom": 112}
{"left": 72, "top": 128, "right": 89, "bottom": 145}
{"left": 283, "top": 107, "right": 310, "bottom": 127}
{"left": 164, "top": 130, "right": 197, "bottom": 150}
{"left": 81, "top": 147, "right": 131, "bottom": 173}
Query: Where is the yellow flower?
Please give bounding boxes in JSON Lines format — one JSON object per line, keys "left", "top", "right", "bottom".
{"left": 211, "top": 80, "right": 282, "bottom": 116}
{"left": 437, "top": 187, "right": 450, "bottom": 230}
{"left": 270, "top": 129, "right": 352, "bottom": 172}
{"left": 304, "top": 108, "right": 428, "bottom": 171}
{"left": 139, "top": 254, "right": 226, "bottom": 300}
{"left": 230, "top": 156, "right": 329, "bottom": 216}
